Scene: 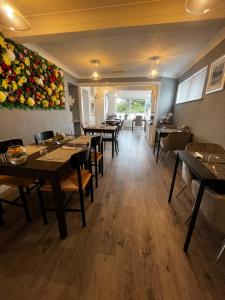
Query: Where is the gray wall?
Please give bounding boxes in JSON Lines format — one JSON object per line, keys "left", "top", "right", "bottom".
{"left": 0, "top": 72, "right": 78, "bottom": 145}
{"left": 173, "top": 39, "right": 225, "bottom": 148}
{"left": 157, "top": 77, "right": 178, "bottom": 124}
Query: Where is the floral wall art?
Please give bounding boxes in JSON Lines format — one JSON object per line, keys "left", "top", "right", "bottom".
{"left": 0, "top": 33, "right": 65, "bottom": 110}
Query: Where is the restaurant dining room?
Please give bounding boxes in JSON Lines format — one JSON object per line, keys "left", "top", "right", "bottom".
{"left": 0, "top": 1, "right": 225, "bottom": 299}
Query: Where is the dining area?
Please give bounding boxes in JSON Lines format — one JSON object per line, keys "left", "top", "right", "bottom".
{"left": 0, "top": 130, "right": 109, "bottom": 238}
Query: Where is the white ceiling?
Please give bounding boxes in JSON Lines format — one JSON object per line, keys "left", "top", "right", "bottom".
{"left": 16, "top": 21, "right": 225, "bottom": 79}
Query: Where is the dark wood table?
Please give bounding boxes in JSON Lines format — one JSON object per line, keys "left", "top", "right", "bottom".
{"left": 132, "top": 119, "right": 146, "bottom": 132}
{"left": 168, "top": 150, "right": 225, "bottom": 253}
{"left": 153, "top": 128, "right": 180, "bottom": 163}
{"left": 0, "top": 137, "right": 90, "bottom": 239}
{"left": 83, "top": 125, "right": 117, "bottom": 158}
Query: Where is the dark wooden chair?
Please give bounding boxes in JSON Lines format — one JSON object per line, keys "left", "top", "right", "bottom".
{"left": 0, "top": 139, "right": 34, "bottom": 225}
{"left": 34, "top": 130, "right": 54, "bottom": 144}
{"left": 37, "top": 145, "right": 94, "bottom": 227}
{"left": 91, "top": 135, "right": 103, "bottom": 188}
{"left": 102, "top": 126, "right": 120, "bottom": 155}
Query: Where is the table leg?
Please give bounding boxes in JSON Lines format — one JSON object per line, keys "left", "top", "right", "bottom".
{"left": 144, "top": 121, "right": 146, "bottom": 132}
{"left": 153, "top": 131, "right": 157, "bottom": 154}
{"left": 112, "top": 132, "right": 115, "bottom": 158}
{"left": 183, "top": 180, "right": 206, "bottom": 253}
{"left": 132, "top": 120, "right": 134, "bottom": 132}
{"left": 168, "top": 152, "right": 179, "bottom": 203}
{"left": 50, "top": 176, "right": 67, "bottom": 239}
{"left": 156, "top": 135, "right": 161, "bottom": 163}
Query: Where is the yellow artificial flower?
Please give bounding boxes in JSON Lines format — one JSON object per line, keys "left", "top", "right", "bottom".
{"left": 19, "top": 95, "right": 25, "bottom": 104}
{"left": 2, "top": 79, "right": 9, "bottom": 89}
{"left": 15, "top": 67, "right": 21, "bottom": 75}
{"left": 55, "top": 99, "right": 60, "bottom": 106}
{"left": 15, "top": 60, "right": 19, "bottom": 65}
{"left": 9, "top": 96, "right": 15, "bottom": 102}
{"left": 3, "top": 53, "right": 11, "bottom": 66}
{"left": 47, "top": 88, "right": 52, "bottom": 96}
{"left": 51, "top": 95, "right": 57, "bottom": 102}
{"left": 0, "top": 35, "right": 6, "bottom": 48}
{"left": 54, "top": 70, "right": 59, "bottom": 78}
{"left": 27, "top": 97, "right": 35, "bottom": 107}
{"left": 42, "top": 100, "right": 49, "bottom": 108}
{"left": 50, "top": 82, "right": 56, "bottom": 90}
{"left": 22, "top": 76, "right": 27, "bottom": 83}
{"left": 24, "top": 57, "right": 30, "bottom": 66}
{"left": 0, "top": 91, "right": 7, "bottom": 103}
{"left": 18, "top": 78, "right": 24, "bottom": 87}
{"left": 12, "top": 81, "right": 17, "bottom": 91}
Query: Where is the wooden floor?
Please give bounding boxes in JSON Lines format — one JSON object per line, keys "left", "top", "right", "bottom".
{"left": 0, "top": 130, "right": 225, "bottom": 300}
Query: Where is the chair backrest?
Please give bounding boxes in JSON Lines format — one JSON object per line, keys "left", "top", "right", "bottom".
{"left": 91, "top": 134, "right": 102, "bottom": 148}
{"left": 34, "top": 131, "right": 54, "bottom": 143}
{"left": 185, "top": 143, "right": 225, "bottom": 154}
{"left": 135, "top": 115, "right": 143, "bottom": 126}
{"left": 70, "top": 144, "right": 91, "bottom": 169}
{"left": 0, "top": 139, "right": 23, "bottom": 154}
{"left": 163, "top": 132, "right": 192, "bottom": 151}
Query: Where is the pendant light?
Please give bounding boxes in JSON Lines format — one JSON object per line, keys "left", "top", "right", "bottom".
{"left": 185, "top": 0, "right": 224, "bottom": 15}
{"left": 0, "top": 0, "right": 30, "bottom": 31}
{"left": 90, "top": 59, "right": 102, "bottom": 81}
{"left": 147, "top": 56, "right": 160, "bottom": 78}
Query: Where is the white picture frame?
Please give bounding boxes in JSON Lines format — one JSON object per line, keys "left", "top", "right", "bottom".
{"left": 206, "top": 54, "right": 225, "bottom": 94}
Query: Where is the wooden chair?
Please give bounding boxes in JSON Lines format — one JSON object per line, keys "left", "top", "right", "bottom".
{"left": 37, "top": 145, "right": 94, "bottom": 227}
{"left": 34, "top": 130, "right": 54, "bottom": 144}
{"left": 0, "top": 139, "right": 34, "bottom": 225}
{"left": 102, "top": 125, "right": 120, "bottom": 155}
{"left": 91, "top": 135, "right": 103, "bottom": 188}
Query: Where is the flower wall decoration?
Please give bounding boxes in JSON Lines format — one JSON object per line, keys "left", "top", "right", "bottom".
{"left": 0, "top": 33, "right": 65, "bottom": 110}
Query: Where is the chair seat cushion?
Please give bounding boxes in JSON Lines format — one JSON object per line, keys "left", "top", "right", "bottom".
{"left": 40, "top": 170, "right": 91, "bottom": 192}
{"left": 91, "top": 152, "right": 103, "bottom": 162}
{"left": 0, "top": 175, "right": 34, "bottom": 187}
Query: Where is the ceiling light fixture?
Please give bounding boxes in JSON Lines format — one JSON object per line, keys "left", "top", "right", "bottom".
{"left": 185, "top": 0, "right": 224, "bottom": 15}
{"left": 147, "top": 56, "right": 160, "bottom": 78}
{"left": 90, "top": 59, "right": 102, "bottom": 81}
{"left": 0, "top": 0, "right": 30, "bottom": 31}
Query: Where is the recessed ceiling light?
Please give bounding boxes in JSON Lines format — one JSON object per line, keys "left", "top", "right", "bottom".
{"left": 0, "top": 1, "right": 30, "bottom": 31}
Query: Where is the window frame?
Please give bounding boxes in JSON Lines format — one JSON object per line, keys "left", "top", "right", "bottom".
{"left": 176, "top": 66, "right": 208, "bottom": 104}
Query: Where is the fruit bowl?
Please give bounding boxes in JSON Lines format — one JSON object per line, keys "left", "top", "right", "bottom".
{"left": 7, "top": 145, "right": 28, "bottom": 165}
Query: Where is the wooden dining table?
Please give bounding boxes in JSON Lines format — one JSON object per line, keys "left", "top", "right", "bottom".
{"left": 0, "top": 136, "right": 91, "bottom": 239}
{"left": 83, "top": 125, "right": 117, "bottom": 158}
{"left": 168, "top": 150, "right": 225, "bottom": 253}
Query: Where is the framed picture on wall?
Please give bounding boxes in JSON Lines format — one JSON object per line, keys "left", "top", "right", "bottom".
{"left": 89, "top": 101, "right": 95, "bottom": 115}
{"left": 206, "top": 54, "right": 225, "bottom": 94}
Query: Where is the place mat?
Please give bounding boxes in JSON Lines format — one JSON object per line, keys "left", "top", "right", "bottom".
{"left": 25, "top": 145, "right": 47, "bottom": 155}
{"left": 36, "top": 146, "right": 84, "bottom": 162}
{"left": 69, "top": 136, "right": 91, "bottom": 145}
{"left": 190, "top": 152, "right": 225, "bottom": 180}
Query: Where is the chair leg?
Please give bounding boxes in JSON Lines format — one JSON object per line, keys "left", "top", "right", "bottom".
{"left": 90, "top": 176, "right": 94, "bottom": 203}
{"left": 18, "top": 186, "right": 32, "bottom": 223}
{"left": 26, "top": 186, "right": 31, "bottom": 195}
{"left": 95, "top": 159, "right": 98, "bottom": 188}
{"left": 208, "top": 238, "right": 225, "bottom": 274}
{"left": 176, "top": 184, "right": 187, "bottom": 198}
{"left": 37, "top": 188, "right": 48, "bottom": 225}
{"left": 101, "top": 157, "right": 104, "bottom": 176}
{"left": 0, "top": 213, "right": 4, "bottom": 227}
{"left": 0, "top": 200, "right": 4, "bottom": 214}
{"left": 79, "top": 189, "right": 86, "bottom": 227}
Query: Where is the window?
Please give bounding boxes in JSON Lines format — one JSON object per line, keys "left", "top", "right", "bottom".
{"left": 116, "top": 97, "right": 151, "bottom": 119}
{"left": 176, "top": 66, "right": 207, "bottom": 104}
